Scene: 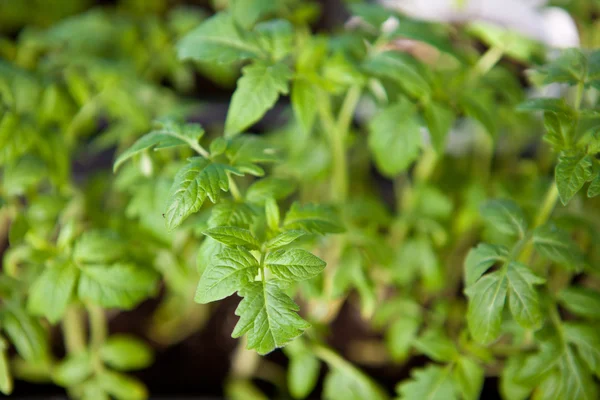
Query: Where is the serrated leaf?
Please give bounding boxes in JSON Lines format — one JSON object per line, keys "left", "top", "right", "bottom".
{"left": 254, "top": 19, "right": 293, "bottom": 61}
{"left": 506, "top": 262, "right": 545, "bottom": 329}
{"left": 204, "top": 226, "right": 260, "bottom": 249}
{"left": 52, "top": 352, "right": 93, "bottom": 387}
{"left": 424, "top": 101, "right": 454, "bottom": 153}
{"left": 73, "top": 230, "right": 125, "bottom": 264}
{"left": 246, "top": 177, "right": 296, "bottom": 205}
{"left": 557, "top": 287, "right": 600, "bottom": 320}
{"left": 292, "top": 78, "right": 318, "bottom": 136}
{"left": 465, "top": 270, "right": 507, "bottom": 345}
{"left": 453, "top": 356, "right": 484, "bottom": 400}
{"left": 265, "top": 249, "right": 326, "bottom": 282}
{"left": 480, "top": 199, "right": 527, "bottom": 238}
{"left": 555, "top": 154, "right": 593, "bottom": 205}
{"left": 516, "top": 98, "right": 573, "bottom": 115}
{"left": 27, "top": 260, "right": 78, "bottom": 324}
{"left": 97, "top": 370, "right": 147, "bottom": 400}
{"left": 165, "top": 159, "right": 232, "bottom": 230}
{"left": 539, "top": 48, "right": 587, "bottom": 85}
{"left": 396, "top": 364, "right": 457, "bottom": 400}
{"left": 587, "top": 173, "right": 600, "bottom": 197}
{"left": 283, "top": 203, "right": 344, "bottom": 234}
{"left": 113, "top": 132, "right": 176, "bottom": 172}
{"left": 177, "top": 12, "right": 262, "bottom": 64}
{"left": 99, "top": 335, "right": 153, "bottom": 372}
{"left": 225, "top": 61, "right": 292, "bottom": 136}
{"left": 266, "top": 230, "right": 306, "bottom": 250}
{"left": 563, "top": 322, "right": 600, "bottom": 376}
{"left": 362, "top": 51, "right": 431, "bottom": 98}
{"left": 368, "top": 98, "right": 421, "bottom": 177}
{"left": 232, "top": 281, "right": 310, "bottom": 355}
{"left": 208, "top": 201, "right": 256, "bottom": 228}
{"left": 413, "top": 329, "right": 458, "bottom": 362}
{"left": 195, "top": 247, "right": 259, "bottom": 303}
{"left": 464, "top": 243, "right": 508, "bottom": 287}
{"left": 2, "top": 307, "right": 49, "bottom": 362}
{"left": 532, "top": 224, "right": 585, "bottom": 270}
{"left": 557, "top": 347, "right": 598, "bottom": 400}
{"left": 78, "top": 263, "right": 158, "bottom": 309}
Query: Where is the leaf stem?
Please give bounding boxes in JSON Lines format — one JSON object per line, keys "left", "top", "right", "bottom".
{"left": 87, "top": 304, "right": 107, "bottom": 351}
{"left": 473, "top": 46, "right": 504, "bottom": 79}
{"left": 62, "top": 306, "right": 86, "bottom": 354}
{"left": 228, "top": 173, "right": 242, "bottom": 201}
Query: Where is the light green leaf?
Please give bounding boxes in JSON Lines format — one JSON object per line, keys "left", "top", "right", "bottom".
{"left": 2, "top": 306, "right": 49, "bottom": 362}
{"left": 254, "top": 19, "right": 293, "bottom": 61}
{"left": 465, "top": 270, "right": 507, "bottom": 344}
{"left": 73, "top": 230, "right": 125, "bottom": 264}
{"left": 113, "top": 132, "right": 175, "bottom": 172}
{"left": 368, "top": 98, "right": 422, "bottom": 177}
{"left": 506, "top": 262, "right": 545, "bottom": 330}
{"left": 480, "top": 199, "right": 528, "bottom": 238}
{"left": 588, "top": 173, "right": 600, "bottom": 198}
{"left": 563, "top": 322, "right": 600, "bottom": 376}
{"left": 52, "top": 351, "right": 93, "bottom": 387}
{"left": 500, "top": 355, "right": 534, "bottom": 400}
{"left": 386, "top": 317, "right": 420, "bottom": 362}
{"left": 323, "top": 368, "right": 388, "bottom": 400}
{"left": 557, "top": 347, "right": 598, "bottom": 400}
{"left": 177, "top": 12, "right": 262, "bottom": 64}
{"left": 165, "top": 159, "right": 232, "bottom": 230}
{"left": 557, "top": 287, "right": 600, "bottom": 320}
{"left": 460, "top": 93, "right": 496, "bottom": 136}
{"left": 413, "top": 329, "right": 458, "bottom": 363}
{"left": 453, "top": 356, "right": 484, "bottom": 400}
{"left": 266, "top": 231, "right": 306, "bottom": 250}
{"left": 99, "top": 335, "right": 154, "bottom": 372}
{"left": 27, "top": 260, "right": 78, "bottom": 324}
{"left": 208, "top": 201, "right": 256, "bottom": 228}
{"left": 396, "top": 364, "right": 457, "bottom": 400}
{"left": 292, "top": 78, "right": 318, "bottom": 136}
{"left": 195, "top": 247, "right": 259, "bottom": 303}
{"left": 97, "top": 370, "right": 147, "bottom": 400}
{"left": 285, "top": 341, "right": 320, "bottom": 400}
{"left": 203, "top": 226, "right": 260, "bottom": 249}
{"left": 265, "top": 249, "right": 326, "bottom": 282}
{"left": 464, "top": 243, "right": 508, "bottom": 287}
{"left": 232, "top": 281, "right": 310, "bottom": 355}
{"left": 246, "top": 177, "right": 296, "bottom": 205}
{"left": 231, "top": 0, "right": 279, "bottom": 28}
{"left": 532, "top": 224, "right": 584, "bottom": 270}
{"left": 265, "top": 198, "right": 280, "bottom": 232}
{"left": 555, "top": 154, "right": 593, "bottom": 205}
{"left": 283, "top": 203, "right": 344, "bottom": 234}
{"left": 78, "top": 263, "right": 158, "bottom": 309}
{"left": 0, "top": 337, "right": 13, "bottom": 395}
{"left": 516, "top": 98, "right": 573, "bottom": 115}
{"left": 225, "top": 61, "right": 292, "bottom": 136}
{"left": 424, "top": 101, "right": 454, "bottom": 153}
{"left": 362, "top": 52, "right": 431, "bottom": 98}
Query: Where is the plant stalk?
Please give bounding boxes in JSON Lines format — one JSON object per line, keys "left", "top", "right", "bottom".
{"left": 62, "top": 306, "right": 86, "bottom": 354}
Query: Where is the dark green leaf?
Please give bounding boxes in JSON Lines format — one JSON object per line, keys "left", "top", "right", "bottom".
{"left": 555, "top": 154, "right": 593, "bottom": 205}
{"left": 203, "top": 226, "right": 260, "bottom": 249}
{"left": 517, "top": 98, "right": 573, "bottom": 115}
{"left": 465, "top": 270, "right": 507, "bottom": 344}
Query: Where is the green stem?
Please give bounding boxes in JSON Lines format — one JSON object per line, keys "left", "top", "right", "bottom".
{"left": 62, "top": 306, "right": 86, "bottom": 354}
{"left": 228, "top": 173, "right": 242, "bottom": 202}
{"left": 473, "top": 46, "right": 504, "bottom": 79}
{"left": 87, "top": 304, "right": 107, "bottom": 351}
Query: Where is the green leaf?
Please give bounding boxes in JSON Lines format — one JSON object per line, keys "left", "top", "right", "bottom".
{"left": 265, "top": 249, "right": 326, "bottom": 282}
{"left": 73, "top": 230, "right": 125, "bottom": 264}
{"left": 99, "top": 335, "right": 154, "bottom": 371}
{"left": 460, "top": 93, "right": 496, "bottom": 136}
{"left": 516, "top": 98, "right": 573, "bottom": 115}
{"left": 232, "top": 281, "right": 310, "bottom": 355}
{"left": 265, "top": 198, "right": 280, "bottom": 232}
{"left": 285, "top": 340, "right": 320, "bottom": 400}
{"left": 27, "top": 259, "right": 78, "bottom": 324}
{"left": 556, "top": 347, "right": 598, "bottom": 400}
{"left": 480, "top": 199, "right": 528, "bottom": 238}
{"left": 464, "top": 243, "right": 508, "bottom": 287}
{"left": 2, "top": 307, "right": 49, "bottom": 362}
{"left": 465, "top": 270, "right": 507, "bottom": 345}
{"left": 500, "top": 355, "right": 534, "bottom": 400}
{"left": 177, "top": 12, "right": 262, "bottom": 64}
{"left": 195, "top": 247, "right": 259, "bottom": 303}
{"left": 368, "top": 98, "right": 422, "bottom": 177}
{"left": 506, "top": 262, "right": 545, "bottom": 329}
{"left": 266, "top": 230, "right": 306, "bottom": 250}
{"left": 204, "top": 226, "right": 260, "bottom": 249}
{"left": 283, "top": 203, "right": 344, "bottom": 234}
{"left": 292, "top": 78, "right": 318, "bottom": 136}
{"left": 165, "top": 159, "right": 233, "bottom": 230}
{"left": 557, "top": 287, "right": 600, "bottom": 320}
{"left": 555, "top": 154, "right": 593, "bottom": 205}
{"left": 532, "top": 224, "right": 585, "bottom": 270}
{"left": 362, "top": 51, "right": 431, "bottom": 98}
{"left": 396, "top": 364, "right": 457, "bottom": 400}
{"left": 97, "top": 370, "right": 147, "bottom": 400}
{"left": 323, "top": 367, "right": 388, "bottom": 400}
{"left": 424, "top": 101, "right": 454, "bottom": 153}
{"left": 453, "top": 356, "right": 484, "bottom": 400}
{"left": 587, "top": 173, "right": 600, "bottom": 198}
{"left": 386, "top": 317, "right": 420, "bottom": 362}
{"left": 231, "top": 0, "right": 279, "bottom": 28}
{"left": 413, "top": 329, "right": 458, "bottom": 363}
{"left": 52, "top": 351, "right": 93, "bottom": 387}
{"left": 539, "top": 48, "right": 587, "bottom": 85}
{"left": 225, "top": 61, "right": 292, "bottom": 136}
{"left": 246, "top": 177, "right": 296, "bottom": 205}
{"left": 254, "top": 19, "right": 293, "bottom": 61}
{"left": 78, "top": 263, "right": 158, "bottom": 309}
{"left": 208, "top": 201, "right": 256, "bottom": 228}
{"left": 563, "top": 322, "right": 600, "bottom": 376}
{"left": 0, "top": 337, "right": 13, "bottom": 395}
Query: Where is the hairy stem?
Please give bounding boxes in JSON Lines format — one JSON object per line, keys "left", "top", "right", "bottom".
{"left": 62, "top": 306, "right": 86, "bottom": 354}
